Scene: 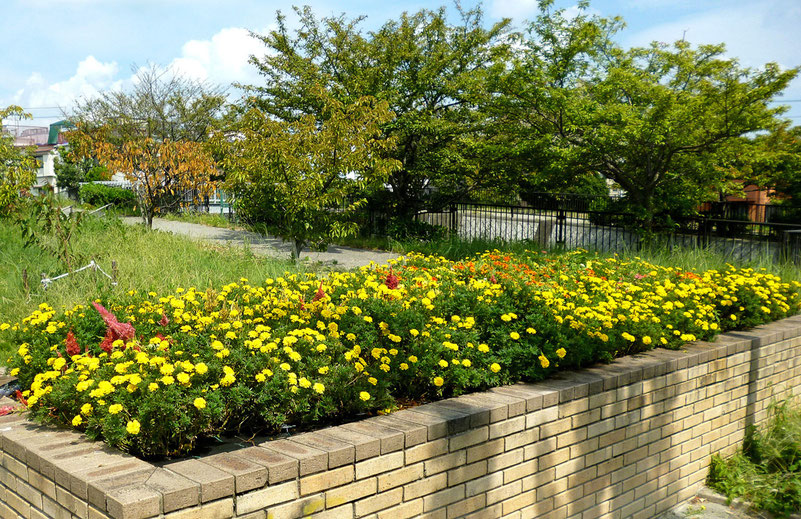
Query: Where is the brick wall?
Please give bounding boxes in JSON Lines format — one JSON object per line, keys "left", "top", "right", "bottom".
{"left": 2, "top": 315, "right": 801, "bottom": 519}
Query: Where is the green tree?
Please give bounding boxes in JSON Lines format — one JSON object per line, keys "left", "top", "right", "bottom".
{"left": 54, "top": 147, "right": 109, "bottom": 198}
{"left": 68, "top": 65, "right": 227, "bottom": 227}
{"left": 0, "top": 105, "right": 37, "bottom": 216}
{"left": 244, "top": 5, "right": 511, "bottom": 218}
{"left": 218, "top": 89, "right": 400, "bottom": 259}
{"left": 496, "top": 1, "right": 798, "bottom": 225}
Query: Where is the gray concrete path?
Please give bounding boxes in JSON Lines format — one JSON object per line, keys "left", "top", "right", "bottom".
{"left": 658, "top": 486, "right": 799, "bottom": 519}
{"left": 121, "top": 217, "right": 401, "bottom": 270}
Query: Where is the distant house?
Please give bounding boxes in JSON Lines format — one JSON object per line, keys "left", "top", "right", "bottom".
{"left": 11, "top": 120, "right": 72, "bottom": 195}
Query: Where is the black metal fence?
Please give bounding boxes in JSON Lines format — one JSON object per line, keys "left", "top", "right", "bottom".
{"left": 410, "top": 199, "right": 801, "bottom": 264}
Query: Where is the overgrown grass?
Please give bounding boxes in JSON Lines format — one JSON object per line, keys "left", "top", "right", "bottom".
{"left": 0, "top": 215, "right": 305, "bottom": 359}
{"left": 709, "top": 396, "right": 801, "bottom": 517}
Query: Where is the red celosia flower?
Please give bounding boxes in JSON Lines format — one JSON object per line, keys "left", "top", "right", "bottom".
{"left": 65, "top": 330, "right": 81, "bottom": 356}
{"left": 312, "top": 281, "right": 325, "bottom": 302}
{"left": 99, "top": 329, "right": 114, "bottom": 354}
{"left": 92, "top": 301, "right": 135, "bottom": 343}
{"left": 385, "top": 269, "right": 399, "bottom": 290}
{"left": 158, "top": 314, "right": 169, "bottom": 327}
{"left": 14, "top": 390, "right": 27, "bottom": 407}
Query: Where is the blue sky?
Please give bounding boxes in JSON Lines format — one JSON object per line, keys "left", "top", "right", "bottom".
{"left": 3, "top": 0, "right": 800, "bottom": 125}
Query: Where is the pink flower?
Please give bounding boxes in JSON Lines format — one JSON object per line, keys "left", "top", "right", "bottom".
{"left": 92, "top": 301, "right": 135, "bottom": 343}
{"left": 158, "top": 314, "right": 169, "bottom": 327}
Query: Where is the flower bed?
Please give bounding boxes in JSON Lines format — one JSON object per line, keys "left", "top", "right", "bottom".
{"left": 2, "top": 250, "right": 800, "bottom": 458}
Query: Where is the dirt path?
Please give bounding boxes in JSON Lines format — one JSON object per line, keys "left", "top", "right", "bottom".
{"left": 121, "top": 217, "right": 401, "bottom": 270}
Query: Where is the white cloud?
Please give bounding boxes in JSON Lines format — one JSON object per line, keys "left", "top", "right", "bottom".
{"left": 12, "top": 56, "right": 121, "bottom": 111}
{"left": 168, "top": 27, "right": 268, "bottom": 87}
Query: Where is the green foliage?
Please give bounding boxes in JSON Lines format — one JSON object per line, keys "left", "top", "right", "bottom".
{"left": 220, "top": 89, "right": 400, "bottom": 259}
{"left": 54, "top": 147, "right": 108, "bottom": 196}
{"left": 14, "top": 191, "right": 85, "bottom": 271}
{"left": 0, "top": 105, "right": 37, "bottom": 215}
{"left": 492, "top": 2, "right": 798, "bottom": 225}
{"left": 79, "top": 183, "right": 136, "bottom": 209}
{"left": 244, "top": 5, "right": 512, "bottom": 217}
{"left": 709, "top": 397, "right": 801, "bottom": 517}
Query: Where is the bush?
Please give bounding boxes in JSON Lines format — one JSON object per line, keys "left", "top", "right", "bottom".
{"left": 79, "top": 183, "right": 136, "bottom": 209}
{"left": 3, "top": 251, "right": 800, "bottom": 458}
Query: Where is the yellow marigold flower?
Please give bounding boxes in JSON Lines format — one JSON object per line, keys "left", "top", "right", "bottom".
{"left": 438, "top": 360, "right": 448, "bottom": 368}
{"left": 195, "top": 363, "right": 208, "bottom": 375}
{"left": 621, "top": 332, "right": 636, "bottom": 342}
{"left": 160, "top": 364, "right": 174, "bottom": 375}
{"left": 80, "top": 403, "right": 93, "bottom": 416}
{"left": 299, "top": 377, "right": 312, "bottom": 389}
{"left": 556, "top": 348, "right": 566, "bottom": 359}
{"left": 72, "top": 415, "right": 83, "bottom": 426}
{"left": 193, "top": 398, "right": 206, "bottom": 410}
{"left": 161, "top": 375, "right": 175, "bottom": 386}
{"left": 177, "top": 372, "right": 190, "bottom": 384}
{"left": 490, "top": 363, "right": 501, "bottom": 373}
{"left": 399, "top": 363, "right": 409, "bottom": 370}
{"left": 318, "top": 366, "right": 329, "bottom": 375}
{"left": 642, "top": 336, "right": 652, "bottom": 346}
{"left": 409, "top": 329, "right": 419, "bottom": 337}
{"left": 510, "top": 332, "right": 520, "bottom": 340}
{"left": 313, "top": 383, "right": 325, "bottom": 394}
{"left": 368, "top": 377, "right": 378, "bottom": 385}
{"left": 408, "top": 355, "right": 418, "bottom": 363}
{"left": 433, "top": 376, "right": 444, "bottom": 387}
{"left": 526, "top": 327, "right": 537, "bottom": 334}
{"left": 359, "top": 391, "right": 371, "bottom": 401}
{"left": 126, "top": 420, "right": 141, "bottom": 435}
{"left": 478, "top": 344, "right": 490, "bottom": 353}
{"left": 462, "top": 359, "right": 472, "bottom": 367}
{"left": 539, "top": 355, "right": 550, "bottom": 369}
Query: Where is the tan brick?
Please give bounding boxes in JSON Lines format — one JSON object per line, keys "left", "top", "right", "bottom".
{"left": 505, "top": 428, "right": 538, "bottom": 452}
{"left": 405, "top": 439, "right": 448, "bottom": 465}
{"left": 504, "top": 459, "right": 536, "bottom": 484}
{"left": 375, "top": 498, "right": 423, "bottom": 519}
{"left": 424, "top": 450, "right": 466, "bottom": 476}
{"left": 236, "top": 481, "right": 299, "bottom": 516}
{"left": 27, "top": 469, "right": 56, "bottom": 500}
{"left": 301, "top": 465, "right": 354, "bottom": 496}
{"left": 466, "top": 438, "right": 504, "bottom": 464}
{"left": 448, "top": 460, "right": 487, "bottom": 486}
{"left": 487, "top": 480, "right": 522, "bottom": 505}
{"left": 165, "top": 459, "right": 234, "bottom": 503}
{"left": 106, "top": 484, "right": 162, "bottom": 519}
{"left": 465, "top": 471, "right": 503, "bottom": 497}
{"left": 449, "top": 427, "right": 488, "bottom": 452}
{"left": 354, "top": 487, "right": 403, "bottom": 516}
{"left": 377, "top": 463, "right": 423, "bottom": 492}
{"left": 325, "top": 478, "right": 376, "bottom": 507}
{"left": 164, "top": 498, "right": 234, "bottom": 519}
{"left": 525, "top": 406, "right": 559, "bottom": 429}
{"left": 423, "top": 484, "right": 465, "bottom": 512}
{"left": 404, "top": 473, "right": 447, "bottom": 500}
{"left": 355, "top": 452, "right": 404, "bottom": 480}
{"left": 311, "top": 504, "right": 354, "bottom": 519}
{"left": 489, "top": 416, "right": 526, "bottom": 440}
{"left": 446, "top": 493, "right": 485, "bottom": 518}
{"left": 502, "top": 488, "right": 536, "bottom": 515}
{"left": 266, "top": 494, "right": 325, "bottom": 519}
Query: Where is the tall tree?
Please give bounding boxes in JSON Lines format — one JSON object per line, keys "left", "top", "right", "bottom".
{"left": 496, "top": 0, "right": 798, "bottom": 225}
{"left": 243, "top": 4, "right": 511, "bottom": 218}
{"left": 0, "top": 106, "right": 37, "bottom": 216}
{"left": 67, "top": 65, "right": 227, "bottom": 227}
{"left": 218, "top": 89, "right": 400, "bottom": 259}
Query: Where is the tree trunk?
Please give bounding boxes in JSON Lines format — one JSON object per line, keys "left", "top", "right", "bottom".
{"left": 292, "top": 239, "right": 304, "bottom": 262}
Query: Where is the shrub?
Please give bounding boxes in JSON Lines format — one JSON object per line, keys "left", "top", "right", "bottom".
{"left": 79, "top": 183, "right": 136, "bottom": 208}
{"left": 3, "top": 250, "right": 800, "bottom": 458}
